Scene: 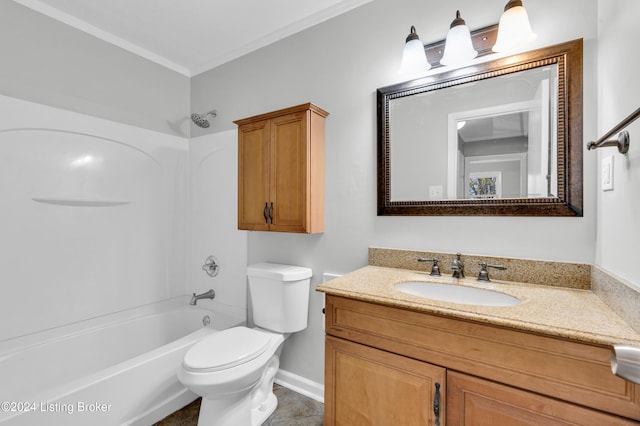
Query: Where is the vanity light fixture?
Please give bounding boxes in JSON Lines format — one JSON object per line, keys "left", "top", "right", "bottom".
{"left": 492, "top": 0, "right": 537, "bottom": 53}
{"left": 440, "top": 11, "right": 477, "bottom": 66}
{"left": 400, "top": 25, "right": 430, "bottom": 74}
{"left": 400, "top": 1, "right": 536, "bottom": 72}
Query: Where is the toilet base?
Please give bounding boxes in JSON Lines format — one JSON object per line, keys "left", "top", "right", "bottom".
{"left": 251, "top": 392, "right": 277, "bottom": 425}
{"left": 250, "top": 354, "right": 279, "bottom": 425}
{"left": 197, "top": 393, "right": 252, "bottom": 426}
{"left": 195, "top": 354, "right": 280, "bottom": 426}
{"left": 196, "top": 383, "right": 278, "bottom": 426}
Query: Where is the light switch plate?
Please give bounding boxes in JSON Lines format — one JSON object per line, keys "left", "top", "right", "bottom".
{"left": 602, "top": 155, "right": 614, "bottom": 191}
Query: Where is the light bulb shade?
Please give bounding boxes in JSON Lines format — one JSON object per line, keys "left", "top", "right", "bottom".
{"left": 440, "top": 11, "right": 477, "bottom": 66}
{"left": 400, "top": 26, "right": 430, "bottom": 74}
{"left": 440, "top": 23, "right": 478, "bottom": 66}
{"left": 493, "top": 1, "right": 537, "bottom": 53}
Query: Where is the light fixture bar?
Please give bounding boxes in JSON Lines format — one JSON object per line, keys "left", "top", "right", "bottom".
{"left": 424, "top": 24, "right": 498, "bottom": 68}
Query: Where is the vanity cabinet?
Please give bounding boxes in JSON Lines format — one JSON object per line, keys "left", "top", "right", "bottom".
{"left": 447, "top": 371, "right": 633, "bottom": 425}
{"left": 326, "top": 335, "right": 444, "bottom": 425}
{"left": 234, "top": 103, "right": 328, "bottom": 233}
{"left": 324, "top": 295, "right": 640, "bottom": 425}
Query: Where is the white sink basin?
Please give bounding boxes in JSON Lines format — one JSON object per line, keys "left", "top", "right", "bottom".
{"left": 394, "top": 281, "right": 520, "bottom": 307}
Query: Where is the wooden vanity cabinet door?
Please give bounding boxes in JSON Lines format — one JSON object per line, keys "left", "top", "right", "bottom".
{"left": 447, "top": 371, "right": 638, "bottom": 426}
{"left": 237, "top": 118, "right": 270, "bottom": 231}
{"left": 325, "top": 335, "right": 445, "bottom": 426}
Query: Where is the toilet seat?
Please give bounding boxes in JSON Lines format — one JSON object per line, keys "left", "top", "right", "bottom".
{"left": 183, "top": 327, "right": 272, "bottom": 373}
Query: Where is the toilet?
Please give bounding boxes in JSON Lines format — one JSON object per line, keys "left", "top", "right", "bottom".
{"left": 178, "top": 262, "right": 312, "bottom": 426}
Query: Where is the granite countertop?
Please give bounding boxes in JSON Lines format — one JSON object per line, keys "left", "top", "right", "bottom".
{"left": 316, "top": 265, "right": 640, "bottom": 347}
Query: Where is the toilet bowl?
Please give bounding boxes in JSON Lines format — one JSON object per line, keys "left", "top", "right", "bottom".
{"left": 178, "top": 263, "right": 312, "bottom": 426}
{"left": 178, "top": 327, "right": 285, "bottom": 425}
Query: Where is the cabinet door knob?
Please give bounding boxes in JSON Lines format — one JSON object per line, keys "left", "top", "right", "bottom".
{"left": 434, "top": 382, "right": 441, "bottom": 426}
{"left": 268, "top": 202, "right": 274, "bottom": 224}
{"left": 263, "top": 202, "right": 269, "bottom": 224}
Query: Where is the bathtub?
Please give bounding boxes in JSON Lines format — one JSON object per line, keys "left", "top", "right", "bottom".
{"left": 0, "top": 298, "right": 245, "bottom": 425}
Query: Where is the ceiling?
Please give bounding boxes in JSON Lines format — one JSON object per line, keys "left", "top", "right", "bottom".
{"left": 458, "top": 112, "right": 529, "bottom": 143}
{"left": 12, "top": 0, "right": 372, "bottom": 77}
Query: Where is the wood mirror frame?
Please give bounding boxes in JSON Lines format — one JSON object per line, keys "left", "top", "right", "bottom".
{"left": 377, "top": 39, "right": 583, "bottom": 216}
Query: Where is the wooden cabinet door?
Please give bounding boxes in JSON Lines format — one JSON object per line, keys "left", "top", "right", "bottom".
{"left": 269, "top": 111, "right": 308, "bottom": 233}
{"left": 447, "top": 371, "right": 638, "bottom": 426}
{"left": 325, "top": 336, "right": 445, "bottom": 426}
{"left": 237, "top": 119, "right": 270, "bottom": 231}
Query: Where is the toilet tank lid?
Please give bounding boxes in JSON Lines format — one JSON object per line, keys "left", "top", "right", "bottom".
{"left": 247, "top": 262, "right": 312, "bottom": 281}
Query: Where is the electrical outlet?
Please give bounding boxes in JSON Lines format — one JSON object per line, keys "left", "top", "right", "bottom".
{"left": 602, "top": 155, "right": 614, "bottom": 191}
{"left": 429, "top": 185, "right": 443, "bottom": 200}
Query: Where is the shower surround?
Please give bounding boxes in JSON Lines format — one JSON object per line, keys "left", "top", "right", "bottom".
{"left": 0, "top": 94, "right": 189, "bottom": 341}
{"left": 0, "top": 94, "right": 251, "bottom": 424}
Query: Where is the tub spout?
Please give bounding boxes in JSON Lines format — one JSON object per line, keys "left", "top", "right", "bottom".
{"left": 190, "top": 289, "right": 215, "bottom": 305}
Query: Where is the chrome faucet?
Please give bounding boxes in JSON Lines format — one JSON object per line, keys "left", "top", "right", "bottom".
{"left": 190, "top": 289, "right": 215, "bottom": 305}
{"left": 451, "top": 253, "right": 465, "bottom": 278}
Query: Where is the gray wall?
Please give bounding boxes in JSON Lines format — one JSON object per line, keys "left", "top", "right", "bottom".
{"left": 192, "top": 0, "right": 598, "bottom": 384}
{"left": 596, "top": 0, "right": 640, "bottom": 286}
{"left": 0, "top": 1, "right": 190, "bottom": 137}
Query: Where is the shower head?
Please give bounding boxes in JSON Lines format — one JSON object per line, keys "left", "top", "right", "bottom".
{"left": 191, "top": 110, "right": 217, "bottom": 128}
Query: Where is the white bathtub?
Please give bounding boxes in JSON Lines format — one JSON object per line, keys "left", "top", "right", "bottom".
{"left": 0, "top": 298, "right": 245, "bottom": 425}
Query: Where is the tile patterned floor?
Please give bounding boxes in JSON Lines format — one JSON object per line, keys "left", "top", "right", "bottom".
{"left": 154, "top": 384, "right": 323, "bottom": 425}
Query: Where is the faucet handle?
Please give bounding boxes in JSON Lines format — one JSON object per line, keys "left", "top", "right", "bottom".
{"left": 477, "top": 261, "right": 507, "bottom": 282}
{"left": 202, "top": 255, "right": 219, "bottom": 277}
{"left": 417, "top": 257, "right": 441, "bottom": 276}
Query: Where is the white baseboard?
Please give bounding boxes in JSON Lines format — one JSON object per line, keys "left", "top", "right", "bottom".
{"left": 275, "top": 369, "right": 324, "bottom": 403}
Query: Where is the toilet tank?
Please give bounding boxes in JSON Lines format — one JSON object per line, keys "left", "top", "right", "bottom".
{"left": 247, "top": 262, "right": 312, "bottom": 333}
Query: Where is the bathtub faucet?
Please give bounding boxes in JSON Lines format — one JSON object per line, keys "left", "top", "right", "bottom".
{"left": 190, "top": 289, "right": 215, "bottom": 305}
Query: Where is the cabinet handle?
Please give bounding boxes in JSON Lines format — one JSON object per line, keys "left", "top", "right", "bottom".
{"left": 263, "top": 202, "right": 268, "bottom": 224}
{"left": 268, "top": 202, "right": 274, "bottom": 224}
{"left": 433, "top": 382, "right": 441, "bottom": 426}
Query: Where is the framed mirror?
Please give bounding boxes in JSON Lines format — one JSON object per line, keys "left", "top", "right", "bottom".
{"left": 377, "top": 39, "right": 583, "bottom": 216}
